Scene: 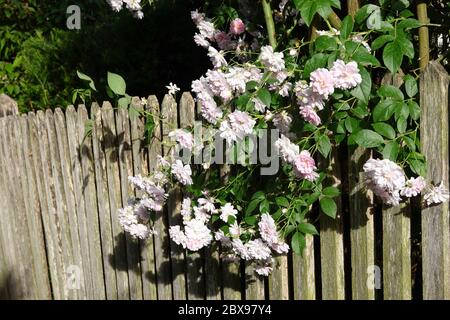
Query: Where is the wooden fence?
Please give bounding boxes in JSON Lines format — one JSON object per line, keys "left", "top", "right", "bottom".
{"left": 0, "top": 61, "right": 449, "bottom": 300}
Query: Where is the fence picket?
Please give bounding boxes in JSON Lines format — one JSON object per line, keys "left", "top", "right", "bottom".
{"left": 292, "top": 235, "right": 316, "bottom": 300}
{"left": 101, "top": 102, "right": 131, "bottom": 299}
{"left": 420, "top": 61, "right": 450, "bottom": 299}
{"left": 19, "top": 115, "right": 52, "bottom": 299}
{"left": 116, "top": 107, "right": 144, "bottom": 300}
{"left": 129, "top": 98, "right": 158, "bottom": 300}
{"left": 91, "top": 103, "right": 118, "bottom": 299}
{"left": 161, "top": 94, "right": 187, "bottom": 300}
{"left": 319, "top": 150, "right": 345, "bottom": 300}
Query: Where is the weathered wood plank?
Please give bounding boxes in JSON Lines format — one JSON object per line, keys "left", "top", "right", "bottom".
{"left": 381, "top": 73, "right": 412, "bottom": 300}
{"left": 161, "top": 94, "right": 187, "bottom": 300}
{"left": 292, "top": 235, "right": 316, "bottom": 300}
{"left": 419, "top": 61, "right": 450, "bottom": 300}
{"left": 91, "top": 103, "right": 118, "bottom": 299}
{"left": 148, "top": 96, "right": 172, "bottom": 300}
{"left": 129, "top": 98, "right": 158, "bottom": 300}
{"left": 77, "top": 105, "right": 106, "bottom": 299}
{"left": 19, "top": 115, "right": 52, "bottom": 299}
{"left": 349, "top": 146, "right": 375, "bottom": 300}
{"left": 45, "top": 109, "right": 78, "bottom": 299}
{"left": 0, "top": 117, "right": 23, "bottom": 299}
{"left": 8, "top": 116, "right": 40, "bottom": 299}
{"left": 180, "top": 92, "right": 205, "bottom": 300}
{"left": 245, "top": 262, "right": 265, "bottom": 300}
{"left": 319, "top": 150, "right": 345, "bottom": 300}
{"left": 116, "top": 106, "right": 144, "bottom": 300}
{"left": 65, "top": 106, "right": 92, "bottom": 299}
{"left": 30, "top": 111, "right": 65, "bottom": 299}
{"left": 54, "top": 108, "right": 86, "bottom": 299}
{"left": 101, "top": 102, "right": 130, "bottom": 300}
{"left": 268, "top": 256, "right": 289, "bottom": 300}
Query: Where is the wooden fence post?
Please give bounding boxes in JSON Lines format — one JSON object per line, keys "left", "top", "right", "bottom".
{"left": 420, "top": 61, "right": 450, "bottom": 300}
{"left": 0, "top": 94, "right": 18, "bottom": 117}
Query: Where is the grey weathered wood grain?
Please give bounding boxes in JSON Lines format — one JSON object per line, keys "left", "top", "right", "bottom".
{"left": 319, "top": 150, "right": 345, "bottom": 300}
{"left": 45, "top": 109, "right": 78, "bottom": 299}
{"left": 91, "top": 103, "right": 118, "bottom": 299}
{"left": 77, "top": 105, "right": 106, "bottom": 299}
{"left": 30, "top": 111, "right": 64, "bottom": 299}
{"left": 0, "top": 117, "right": 24, "bottom": 299}
{"left": 101, "top": 102, "right": 130, "bottom": 300}
{"left": 245, "top": 261, "right": 265, "bottom": 300}
{"left": 161, "top": 94, "right": 187, "bottom": 300}
{"left": 129, "top": 98, "right": 158, "bottom": 300}
{"left": 54, "top": 108, "right": 86, "bottom": 299}
{"left": 381, "top": 73, "right": 412, "bottom": 300}
{"left": 419, "top": 61, "right": 450, "bottom": 300}
{"left": 65, "top": 106, "right": 92, "bottom": 299}
{"left": 268, "top": 256, "right": 289, "bottom": 300}
{"left": 147, "top": 96, "right": 173, "bottom": 300}
{"left": 19, "top": 115, "right": 52, "bottom": 299}
{"left": 292, "top": 235, "right": 315, "bottom": 300}
{"left": 116, "top": 106, "right": 144, "bottom": 300}
{"left": 180, "top": 92, "right": 206, "bottom": 300}
{"left": 348, "top": 146, "right": 375, "bottom": 300}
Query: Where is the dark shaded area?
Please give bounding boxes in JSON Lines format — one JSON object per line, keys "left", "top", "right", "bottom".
{"left": 0, "top": 0, "right": 209, "bottom": 112}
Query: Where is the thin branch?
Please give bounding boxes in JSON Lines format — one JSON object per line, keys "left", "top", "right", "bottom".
{"left": 417, "top": 1, "right": 430, "bottom": 70}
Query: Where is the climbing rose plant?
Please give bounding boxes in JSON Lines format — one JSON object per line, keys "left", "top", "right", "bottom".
{"left": 111, "top": 0, "right": 449, "bottom": 276}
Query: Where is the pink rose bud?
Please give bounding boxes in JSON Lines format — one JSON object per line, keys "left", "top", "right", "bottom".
{"left": 230, "top": 18, "right": 245, "bottom": 35}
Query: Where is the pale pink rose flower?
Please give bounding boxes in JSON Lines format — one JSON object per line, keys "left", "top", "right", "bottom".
{"left": 424, "top": 182, "right": 450, "bottom": 206}
{"left": 293, "top": 150, "right": 319, "bottom": 181}
{"left": 214, "top": 31, "right": 232, "bottom": 50}
{"left": 330, "top": 60, "right": 362, "bottom": 89}
{"left": 229, "top": 18, "right": 245, "bottom": 35}
{"left": 299, "top": 105, "right": 321, "bottom": 126}
{"left": 310, "top": 68, "right": 335, "bottom": 98}
{"left": 400, "top": 176, "right": 426, "bottom": 198}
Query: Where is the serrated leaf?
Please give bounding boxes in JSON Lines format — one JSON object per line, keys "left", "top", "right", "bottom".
{"left": 350, "top": 67, "right": 371, "bottom": 104}
{"left": 317, "top": 134, "right": 331, "bottom": 157}
{"left": 378, "top": 84, "right": 404, "bottom": 100}
{"left": 275, "top": 196, "right": 290, "bottom": 207}
{"left": 407, "top": 100, "right": 420, "bottom": 120}
{"left": 291, "top": 231, "right": 306, "bottom": 255}
{"left": 371, "top": 35, "right": 394, "bottom": 51}
{"left": 383, "top": 41, "right": 403, "bottom": 74}
{"left": 245, "top": 198, "right": 261, "bottom": 215}
{"left": 257, "top": 88, "right": 271, "bottom": 106}
{"left": 381, "top": 140, "right": 399, "bottom": 161}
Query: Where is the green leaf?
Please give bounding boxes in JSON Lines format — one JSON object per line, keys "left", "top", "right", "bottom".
{"left": 77, "top": 70, "right": 97, "bottom": 91}
{"left": 373, "top": 99, "right": 396, "bottom": 122}
{"left": 340, "top": 15, "right": 354, "bottom": 40}
{"left": 275, "top": 196, "right": 290, "bottom": 207}
{"left": 397, "top": 116, "right": 407, "bottom": 133}
{"left": 315, "top": 36, "right": 338, "bottom": 51}
{"left": 350, "top": 67, "right": 371, "bottom": 104}
{"left": 353, "top": 129, "right": 385, "bottom": 148}
{"left": 299, "top": 1, "right": 318, "bottom": 26}
{"left": 355, "top": 4, "right": 379, "bottom": 24}
{"left": 317, "top": 135, "right": 331, "bottom": 157}
{"left": 407, "top": 101, "right": 420, "bottom": 120}
{"left": 245, "top": 198, "right": 261, "bottom": 215}
{"left": 404, "top": 74, "right": 418, "bottom": 98}
{"left": 383, "top": 42, "right": 403, "bottom": 74}
{"left": 398, "top": 18, "right": 421, "bottom": 30}
{"left": 378, "top": 85, "right": 404, "bottom": 100}
{"left": 298, "top": 223, "right": 318, "bottom": 235}
{"left": 344, "top": 117, "right": 361, "bottom": 133}
{"left": 244, "top": 216, "right": 257, "bottom": 226}
{"left": 319, "top": 197, "right": 337, "bottom": 219}
{"left": 107, "top": 72, "right": 126, "bottom": 96}
{"left": 322, "top": 186, "right": 340, "bottom": 197}
{"left": 257, "top": 88, "right": 271, "bottom": 106}
{"left": 251, "top": 191, "right": 266, "bottom": 201}
{"left": 303, "top": 53, "right": 328, "bottom": 78}
{"left": 372, "top": 122, "right": 396, "bottom": 139}
{"left": 259, "top": 199, "right": 270, "bottom": 213}
{"left": 381, "top": 140, "right": 399, "bottom": 161}
{"left": 396, "top": 35, "right": 414, "bottom": 59}
{"left": 371, "top": 35, "right": 394, "bottom": 51}
{"left": 291, "top": 231, "right": 306, "bottom": 255}
{"left": 118, "top": 96, "right": 131, "bottom": 108}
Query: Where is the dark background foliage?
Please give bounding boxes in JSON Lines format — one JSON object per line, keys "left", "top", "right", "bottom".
{"left": 0, "top": 0, "right": 448, "bottom": 113}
